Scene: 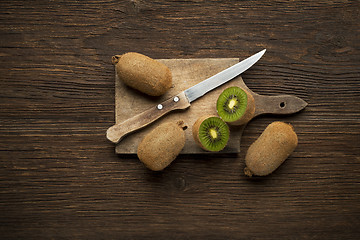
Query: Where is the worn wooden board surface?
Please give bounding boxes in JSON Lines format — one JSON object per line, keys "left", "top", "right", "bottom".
{"left": 115, "top": 58, "right": 245, "bottom": 154}
{"left": 1, "top": 1, "right": 359, "bottom": 240}
{"left": 114, "top": 57, "right": 306, "bottom": 154}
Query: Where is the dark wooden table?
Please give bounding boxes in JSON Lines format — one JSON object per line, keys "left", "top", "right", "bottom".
{"left": 1, "top": 1, "right": 359, "bottom": 239}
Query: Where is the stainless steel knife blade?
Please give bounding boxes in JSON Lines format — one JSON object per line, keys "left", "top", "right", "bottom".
{"left": 184, "top": 49, "right": 266, "bottom": 102}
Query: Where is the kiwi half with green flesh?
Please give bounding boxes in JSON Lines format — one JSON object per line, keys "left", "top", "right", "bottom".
{"left": 192, "top": 115, "right": 230, "bottom": 152}
{"left": 216, "top": 86, "right": 255, "bottom": 126}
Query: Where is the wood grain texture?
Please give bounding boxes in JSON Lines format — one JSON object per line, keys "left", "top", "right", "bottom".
{"left": 0, "top": 0, "right": 359, "bottom": 239}
{"left": 113, "top": 58, "right": 307, "bottom": 154}
{"left": 114, "top": 58, "right": 244, "bottom": 154}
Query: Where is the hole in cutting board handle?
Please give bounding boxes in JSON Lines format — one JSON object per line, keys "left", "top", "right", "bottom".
{"left": 280, "top": 101, "right": 286, "bottom": 108}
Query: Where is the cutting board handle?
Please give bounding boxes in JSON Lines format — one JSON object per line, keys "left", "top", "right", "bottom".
{"left": 253, "top": 94, "right": 308, "bottom": 117}
{"left": 106, "top": 91, "right": 190, "bottom": 144}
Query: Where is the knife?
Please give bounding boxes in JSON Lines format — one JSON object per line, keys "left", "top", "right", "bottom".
{"left": 107, "top": 50, "right": 266, "bottom": 144}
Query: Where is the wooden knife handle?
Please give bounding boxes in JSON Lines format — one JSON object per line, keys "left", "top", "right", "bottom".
{"left": 106, "top": 91, "right": 191, "bottom": 144}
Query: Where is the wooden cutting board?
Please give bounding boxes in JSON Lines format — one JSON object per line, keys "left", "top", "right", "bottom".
{"left": 114, "top": 58, "right": 245, "bottom": 154}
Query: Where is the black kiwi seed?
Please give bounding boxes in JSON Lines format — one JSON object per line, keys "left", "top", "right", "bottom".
{"left": 223, "top": 94, "right": 239, "bottom": 114}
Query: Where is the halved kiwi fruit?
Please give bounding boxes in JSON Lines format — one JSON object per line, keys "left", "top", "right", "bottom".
{"left": 216, "top": 86, "right": 255, "bottom": 126}
{"left": 192, "top": 115, "right": 230, "bottom": 152}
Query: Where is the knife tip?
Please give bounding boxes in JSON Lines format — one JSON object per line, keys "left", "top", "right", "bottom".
{"left": 256, "top": 49, "right": 266, "bottom": 58}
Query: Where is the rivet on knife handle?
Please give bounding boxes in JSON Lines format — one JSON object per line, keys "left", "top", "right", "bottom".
{"left": 106, "top": 91, "right": 190, "bottom": 144}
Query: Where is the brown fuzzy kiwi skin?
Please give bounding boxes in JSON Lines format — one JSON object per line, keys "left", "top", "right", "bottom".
{"left": 112, "top": 52, "right": 172, "bottom": 96}
{"left": 227, "top": 89, "right": 255, "bottom": 126}
{"left": 244, "top": 121, "right": 298, "bottom": 177}
{"left": 137, "top": 121, "right": 186, "bottom": 171}
{"left": 192, "top": 115, "right": 228, "bottom": 152}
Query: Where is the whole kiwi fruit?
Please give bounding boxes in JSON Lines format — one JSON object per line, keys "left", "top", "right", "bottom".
{"left": 137, "top": 121, "right": 187, "bottom": 171}
{"left": 112, "top": 52, "right": 172, "bottom": 96}
{"left": 244, "top": 121, "right": 298, "bottom": 177}
{"left": 192, "top": 115, "right": 230, "bottom": 152}
{"left": 216, "top": 86, "right": 255, "bottom": 126}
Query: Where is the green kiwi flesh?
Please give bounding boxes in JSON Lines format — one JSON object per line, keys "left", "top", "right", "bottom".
{"left": 216, "top": 86, "right": 248, "bottom": 123}
{"left": 196, "top": 116, "right": 229, "bottom": 152}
